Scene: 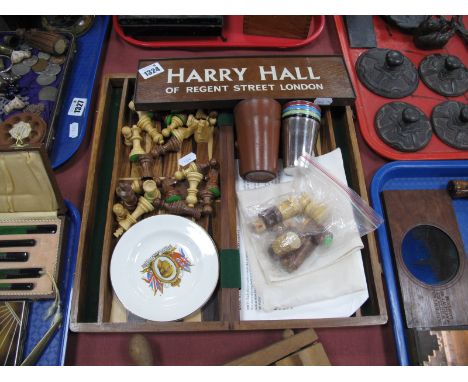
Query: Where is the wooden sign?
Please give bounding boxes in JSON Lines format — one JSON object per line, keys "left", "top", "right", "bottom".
{"left": 383, "top": 190, "right": 468, "bottom": 329}
{"left": 134, "top": 56, "right": 355, "bottom": 110}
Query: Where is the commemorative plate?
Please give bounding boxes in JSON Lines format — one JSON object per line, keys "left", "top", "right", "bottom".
{"left": 110, "top": 215, "right": 219, "bottom": 321}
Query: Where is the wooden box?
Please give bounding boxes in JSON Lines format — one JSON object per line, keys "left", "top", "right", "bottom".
{"left": 0, "top": 145, "right": 67, "bottom": 299}
{"left": 70, "top": 74, "right": 387, "bottom": 332}
{"left": 243, "top": 16, "right": 312, "bottom": 40}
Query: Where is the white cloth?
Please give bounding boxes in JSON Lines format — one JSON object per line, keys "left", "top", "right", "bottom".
{"left": 237, "top": 149, "right": 369, "bottom": 313}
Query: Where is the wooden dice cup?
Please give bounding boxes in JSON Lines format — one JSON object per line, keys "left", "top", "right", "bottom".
{"left": 0, "top": 112, "right": 46, "bottom": 147}
{"left": 382, "top": 189, "right": 468, "bottom": 329}
{"left": 234, "top": 98, "right": 281, "bottom": 182}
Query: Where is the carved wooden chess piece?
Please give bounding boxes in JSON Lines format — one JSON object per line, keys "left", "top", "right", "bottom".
{"left": 128, "top": 100, "right": 164, "bottom": 144}
{"left": 173, "top": 161, "right": 210, "bottom": 181}
{"left": 114, "top": 197, "right": 154, "bottom": 238}
{"left": 138, "top": 154, "right": 154, "bottom": 180}
{"left": 121, "top": 125, "right": 133, "bottom": 146}
{"left": 161, "top": 177, "right": 183, "bottom": 203}
{"left": 190, "top": 110, "right": 218, "bottom": 143}
{"left": 129, "top": 125, "right": 146, "bottom": 162}
{"left": 143, "top": 179, "right": 160, "bottom": 203}
{"left": 113, "top": 203, "right": 129, "bottom": 222}
{"left": 161, "top": 113, "right": 187, "bottom": 137}
{"left": 185, "top": 171, "right": 204, "bottom": 207}
{"left": 150, "top": 135, "right": 181, "bottom": 158}
{"left": 119, "top": 178, "right": 143, "bottom": 194}
{"left": 253, "top": 193, "right": 312, "bottom": 233}
{"left": 153, "top": 199, "right": 202, "bottom": 220}
{"left": 116, "top": 183, "right": 138, "bottom": 212}
{"left": 199, "top": 159, "right": 220, "bottom": 215}
{"left": 171, "top": 123, "right": 196, "bottom": 143}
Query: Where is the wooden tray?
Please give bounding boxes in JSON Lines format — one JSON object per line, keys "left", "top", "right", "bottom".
{"left": 70, "top": 74, "right": 387, "bottom": 332}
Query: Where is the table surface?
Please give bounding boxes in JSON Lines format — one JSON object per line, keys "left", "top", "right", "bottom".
{"left": 57, "top": 16, "right": 397, "bottom": 366}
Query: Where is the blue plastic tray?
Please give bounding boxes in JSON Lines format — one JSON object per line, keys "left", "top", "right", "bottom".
{"left": 22, "top": 200, "right": 81, "bottom": 366}
{"left": 370, "top": 160, "right": 468, "bottom": 366}
{"left": 50, "top": 16, "right": 110, "bottom": 169}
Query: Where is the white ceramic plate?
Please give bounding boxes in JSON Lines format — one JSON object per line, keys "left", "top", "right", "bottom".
{"left": 110, "top": 215, "right": 219, "bottom": 321}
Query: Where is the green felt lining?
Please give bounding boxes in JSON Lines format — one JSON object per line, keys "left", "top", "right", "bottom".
{"left": 220, "top": 249, "right": 241, "bottom": 289}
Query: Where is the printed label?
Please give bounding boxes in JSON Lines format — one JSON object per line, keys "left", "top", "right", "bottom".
{"left": 68, "top": 98, "right": 87, "bottom": 116}
{"left": 178, "top": 152, "right": 197, "bottom": 167}
{"left": 69, "top": 122, "right": 79, "bottom": 138}
{"left": 314, "top": 97, "right": 333, "bottom": 106}
{"left": 139, "top": 62, "right": 165, "bottom": 80}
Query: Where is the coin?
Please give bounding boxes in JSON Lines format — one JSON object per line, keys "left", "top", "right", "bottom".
{"left": 43, "top": 63, "right": 61, "bottom": 76}
{"left": 11, "top": 63, "right": 30, "bottom": 76}
{"left": 22, "top": 55, "right": 38, "bottom": 67}
{"left": 19, "top": 43, "right": 31, "bottom": 50}
{"left": 32, "top": 59, "right": 49, "bottom": 73}
{"left": 39, "top": 86, "right": 58, "bottom": 101}
{"left": 38, "top": 52, "right": 51, "bottom": 60}
{"left": 50, "top": 55, "right": 66, "bottom": 65}
{"left": 36, "top": 73, "right": 56, "bottom": 86}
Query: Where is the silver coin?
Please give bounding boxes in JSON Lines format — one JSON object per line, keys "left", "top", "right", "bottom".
{"left": 36, "top": 73, "right": 56, "bottom": 86}
{"left": 39, "top": 86, "right": 58, "bottom": 101}
{"left": 19, "top": 43, "right": 32, "bottom": 50}
{"left": 43, "top": 63, "right": 61, "bottom": 76}
{"left": 22, "top": 55, "right": 38, "bottom": 67}
{"left": 11, "top": 63, "right": 30, "bottom": 76}
{"left": 38, "top": 52, "right": 51, "bottom": 60}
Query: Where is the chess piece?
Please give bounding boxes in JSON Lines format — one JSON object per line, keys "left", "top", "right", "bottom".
{"left": 128, "top": 100, "right": 163, "bottom": 144}
{"left": 129, "top": 125, "right": 146, "bottom": 162}
{"left": 173, "top": 161, "right": 210, "bottom": 181}
{"left": 190, "top": 110, "right": 218, "bottom": 143}
{"left": 114, "top": 197, "right": 154, "bottom": 238}
{"left": 138, "top": 154, "right": 154, "bottom": 180}
{"left": 113, "top": 203, "right": 129, "bottom": 222}
{"left": 161, "top": 177, "right": 183, "bottom": 203}
{"left": 199, "top": 159, "right": 220, "bottom": 215}
{"left": 161, "top": 113, "right": 187, "bottom": 137}
{"left": 303, "top": 199, "right": 329, "bottom": 225}
{"left": 150, "top": 136, "right": 182, "bottom": 158}
{"left": 116, "top": 183, "right": 138, "bottom": 212}
{"left": 121, "top": 125, "right": 132, "bottom": 146}
{"left": 118, "top": 178, "right": 143, "bottom": 194}
{"left": 143, "top": 179, "right": 160, "bottom": 203}
{"left": 185, "top": 171, "right": 204, "bottom": 207}
{"left": 153, "top": 199, "right": 202, "bottom": 220}
{"left": 171, "top": 123, "right": 196, "bottom": 143}
{"left": 253, "top": 193, "right": 312, "bottom": 233}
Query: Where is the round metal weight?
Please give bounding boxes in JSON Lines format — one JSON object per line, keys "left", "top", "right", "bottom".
{"left": 38, "top": 86, "right": 58, "bottom": 101}
{"left": 36, "top": 73, "right": 56, "bottom": 86}
{"left": 375, "top": 102, "right": 432, "bottom": 152}
{"left": 432, "top": 101, "right": 468, "bottom": 150}
{"left": 22, "top": 55, "right": 38, "bottom": 67}
{"left": 356, "top": 48, "right": 419, "bottom": 98}
{"left": 43, "top": 63, "right": 61, "bottom": 76}
{"left": 11, "top": 63, "right": 30, "bottom": 76}
{"left": 419, "top": 54, "right": 468, "bottom": 97}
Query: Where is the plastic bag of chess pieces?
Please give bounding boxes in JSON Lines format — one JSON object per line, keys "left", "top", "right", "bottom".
{"left": 239, "top": 153, "right": 383, "bottom": 280}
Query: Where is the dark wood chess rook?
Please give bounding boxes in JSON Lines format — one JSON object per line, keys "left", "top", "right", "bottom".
{"left": 199, "top": 159, "right": 220, "bottom": 215}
